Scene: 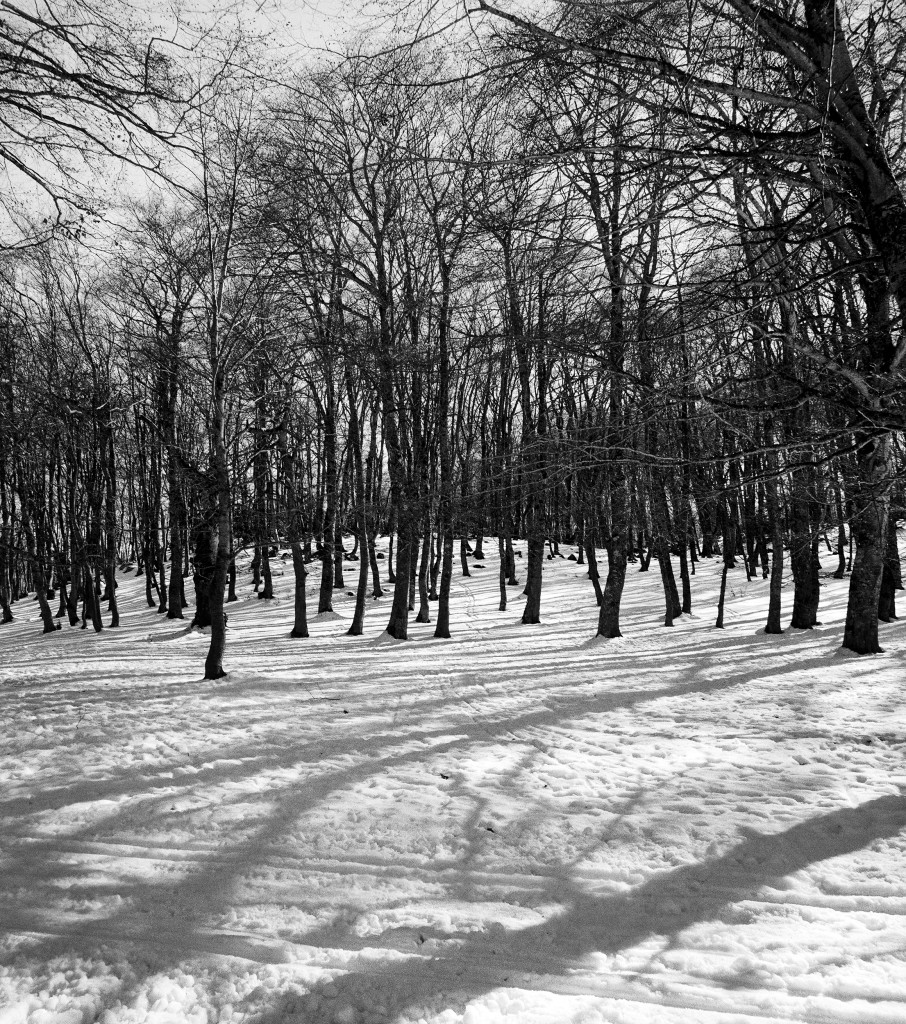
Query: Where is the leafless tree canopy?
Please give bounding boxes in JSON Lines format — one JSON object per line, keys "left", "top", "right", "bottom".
{"left": 0, "top": 0, "right": 903, "bottom": 674}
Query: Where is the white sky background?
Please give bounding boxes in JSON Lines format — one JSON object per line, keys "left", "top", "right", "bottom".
{"left": 0, "top": 0, "right": 391, "bottom": 248}
{"left": 0, "top": 0, "right": 484, "bottom": 249}
{"left": 99, "top": 0, "right": 475, "bottom": 229}
{"left": 110, "top": 0, "right": 364, "bottom": 203}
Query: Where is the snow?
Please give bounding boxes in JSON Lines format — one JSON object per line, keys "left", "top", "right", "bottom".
{"left": 1, "top": 540, "right": 905, "bottom": 1024}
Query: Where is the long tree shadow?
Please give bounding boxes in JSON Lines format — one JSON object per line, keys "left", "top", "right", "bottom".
{"left": 247, "top": 791, "right": 906, "bottom": 1023}
{"left": 0, "top": 666, "right": 721, "bottom": 946}
{"left": 0, "top": 645, "right": 882, "bottom": 920}
{"left": 1, "top": 640, "right": 815, "bottom": 824}
{"left": 1, "top": 630, "right": 901, "bottom": 1021}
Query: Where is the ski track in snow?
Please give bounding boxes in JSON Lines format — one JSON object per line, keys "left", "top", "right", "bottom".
{"left": 0, "top": 541, "right": 905, "bottom": 1024}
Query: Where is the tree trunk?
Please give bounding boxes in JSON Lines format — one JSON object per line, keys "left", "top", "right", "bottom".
{"left": 715, "top": 523, "right": 736, "bottom": 629}
{"left": 369, "top": 534, "right": 383, "bottom": 599}
{"left": 436, "top": 526, "right": 454, "bottom": 636}
{"left": 657, "top": 538, "right": 677, "bottom": 626}
{"left": 344, "top": 361, "right": 370, "bottom": 637}
{"left": 259, "top": 544, "right": 273, "bottom": 600}
{"left": 460, "top": 535, "right": 471, "bottom": 577}
{"left": 415, "top": 525, "right": 431, "bottom": 623}
{"left": 290, "top": 542, "right": 309, "bottom": 638}
{"left": 496, "top": 533, "right": 507, "bottom": 612}
{"left": 387, "top": 531, "right": 397, "bottom": 584}
{"left": 584, "top": 533, "right": 604, "bottom": 606}
{"left": 765, "top": 513, "right": 785, "bottom": 635}
{"left": 192, "top": 525, "right": 214, "bottom": 629}
{"left": 877, "top": 514, "right": 901, "bottom": 622}
{"left": 103, "top": 429, "right": 119, "bottom": 627}
{"left": 204, "top": 365, "right": 231, "bottom": 680}
{"left": 833, "top": 484, "right": 848, "bottom": 579}
{"left": 521, "top": 526, "right": 543, "bottom": 624}
{"left": 789, "top": 468, "right": 820, "bottom": 629}
{"left": 597, "top": 473, "right": 629, "bottom": 638}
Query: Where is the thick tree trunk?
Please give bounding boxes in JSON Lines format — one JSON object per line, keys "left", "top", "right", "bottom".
{"left": 877, "top": 512, "right": 901, "bottom": 622}
{"left": 386, "top": 515, "right": 415, "bottom": 639}
{"left": 843, "top": 435, "right": 891, "bottom": 654}
{"left": 789, "top": 468, "right": 820, "bottom": 629}
{"left": 765, "top": 515, "right": 785, "bottom": 635}
{"left": 348, "top": 525, "right": 369, "bottom": 636}
{"left": 290, "top": 542, "right": 309, "bottom": 638}
{"left": 318, "top": 529, "right": 334, "bottom": 613}
{"left": 167, "top": 504, "right": 185, "bottom": 618}
{"left": 204, "top": 514, "right": 229, "bottom": 679}
{"left": 496, "top": 533, "right": 507, "bottom": 612}
{"left": 191, "top": 525, "right": 214, "bottom": 629}
{"left": 521, "top": 526, "right": 543, "bottom": 624}
{"left": 435, "top": 527, "right": 454, "bottom": 636}
{"left": 657, "top": 538, "right": 678, "bottom": 626}
{"left": 597, "top": 474, "right": 629, "bottom": 638}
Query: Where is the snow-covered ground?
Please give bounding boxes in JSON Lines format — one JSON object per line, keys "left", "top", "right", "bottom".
{"left": 1, "top": 539, "right": 905, "bottom": 1024}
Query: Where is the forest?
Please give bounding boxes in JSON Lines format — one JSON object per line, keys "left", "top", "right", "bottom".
{"left": 2, "top": 3, "right": 906, "bottom": 1023}
{"left": 0, "top": 0, "right": 904, "bottom": 675}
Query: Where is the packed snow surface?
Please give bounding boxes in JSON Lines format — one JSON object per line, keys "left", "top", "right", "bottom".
{"left": 1, "top": 541, "right": 905, "bottom": 1024}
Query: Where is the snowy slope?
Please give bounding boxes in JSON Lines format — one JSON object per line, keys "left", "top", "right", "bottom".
{"left": 1, "top": 541, "right": 905, "bottom": 1024}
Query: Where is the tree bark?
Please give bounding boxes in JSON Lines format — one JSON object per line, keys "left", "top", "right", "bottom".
{"left": 843, "top": 435, "right": 891, "bottom": 654}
